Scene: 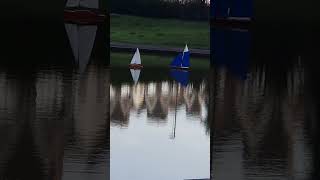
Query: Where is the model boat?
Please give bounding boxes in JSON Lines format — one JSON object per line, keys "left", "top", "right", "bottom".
{"left": 129, "top": 48, "right": 144, "bottom": 69}
{"left": 170, "top": 44, "right": 190, "bottom": 70}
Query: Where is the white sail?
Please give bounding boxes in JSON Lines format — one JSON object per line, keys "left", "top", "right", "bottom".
{"left": 130, "top": 48, "right": 141, "bottom": 65}
{"left": 183, "top": 44, "right": 189, "bottom": 52}
{"left": 181, "top": 44, "right": 188, "bottom": 59}
{"left": 65, "top": 24, "right": 98, "bottom": 73}
{"left": 66, "top": 0, "right": 99, "bottom": 9}
{"left": 130, "top": 69, "right": 141, "bottom": 84}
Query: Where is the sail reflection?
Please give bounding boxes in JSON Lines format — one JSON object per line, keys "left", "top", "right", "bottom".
{"left": 110, "top": 80, "right": 209, "bottom": 128}
{"left": 111, "top": 69, "right": 210, "bottom": 180}
{"left": 170, "top": 69, "right": 189, "bottom": 86}
{"left": 211, "top": 57, "right": 319, "bottom": 179}
{"left": 0, "top": 65, "right": 109, "bottom": 180}
{"left": 130, "top": 69, "right": 141, "bottom": 84}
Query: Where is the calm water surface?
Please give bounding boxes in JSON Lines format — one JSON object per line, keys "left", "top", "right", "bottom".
{"left": 110, "top": 68, "right": 211, "bottom": 180}
{"left": 211, "top": 27, "right": 320, "bottom": 180}
{"left": 0, "top": 21, "right": 110, "bottom": 180}
{"left": 1, "top": 21, "right": 320, "bottom": 180}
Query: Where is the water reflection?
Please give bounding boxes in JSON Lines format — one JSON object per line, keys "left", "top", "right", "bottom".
{"left": 111, "top": 68, "right": 210, "bottom": 180}
{"left": 111, "top": 79, "right": 208, "bottom": 127}
{"left": 0, "top": 21, "right": 109, "bottom": 180}
{"left": 130, "top": 69, "right": 141, "bottom": 84}
{"left": 211, "top": 27, "right": 320, "bottom": 180}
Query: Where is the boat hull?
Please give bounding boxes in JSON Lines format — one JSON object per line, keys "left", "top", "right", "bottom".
{"left": 64, "top": 9, "right": 106, "bottom": 25}
{"left": 129, "top": 64, "right": 144, "bottom": 69}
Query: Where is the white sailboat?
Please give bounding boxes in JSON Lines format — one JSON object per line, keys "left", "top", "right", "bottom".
{"left": 65, "top": 23, "right": 97, "bottom": 73}
{"left": 129, "top": 48, "right": 144, "bottom": 69}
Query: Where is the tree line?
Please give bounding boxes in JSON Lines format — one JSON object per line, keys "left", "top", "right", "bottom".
{"left": 110, "top": 0, "right": 209, "bottom": 20}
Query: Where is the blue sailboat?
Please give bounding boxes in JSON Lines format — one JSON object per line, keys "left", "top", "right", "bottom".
{"left": 170, "top": 44, "right": 190, "bottom": 70}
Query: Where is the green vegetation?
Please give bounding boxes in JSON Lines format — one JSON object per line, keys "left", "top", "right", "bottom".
{"left": 111, "top": 52, "right": 210, "bottom": 69}
{"left": 111, "top": 15, "right": 209, "bottom": 49}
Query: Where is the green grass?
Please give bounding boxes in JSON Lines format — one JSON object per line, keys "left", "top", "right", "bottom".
{"left": 111, "top": 15, "right": 209, "bottom": 49}
{"left": 111, "top": 52, "right": 210, "bottom": 69}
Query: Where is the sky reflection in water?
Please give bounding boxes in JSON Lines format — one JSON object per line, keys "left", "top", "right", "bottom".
{"left": 110, "top": 68, "right": 210, "bottom": 180}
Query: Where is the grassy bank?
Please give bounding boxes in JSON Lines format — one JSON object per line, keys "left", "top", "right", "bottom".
{"left": 111, "top": 52, "right": 210, "bottom": 69}
{"left": 111, "top": 15, "right": 209, "bottom": 49}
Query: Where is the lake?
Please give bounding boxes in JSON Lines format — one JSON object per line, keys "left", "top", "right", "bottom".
{"left": 0, "top": 20, "right": 319, "bottom": 180}
{"left": 0, "top": 21, "right": 110, "bottom": 180}
{"left": 110, "top": 67, "right": 211, "bottom": 180}
{"left": 210, "top": 27, "right": 320, "bottom": 180}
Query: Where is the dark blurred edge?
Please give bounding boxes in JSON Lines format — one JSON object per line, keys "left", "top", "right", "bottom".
{"left": 0, "top": 1, "right": 110, "bottom": 180}
{"left": 0, "top": 1, "right": 110, "bottom": 67}
{"left": 210, "top": 17, "right": 320, "bottom": 180}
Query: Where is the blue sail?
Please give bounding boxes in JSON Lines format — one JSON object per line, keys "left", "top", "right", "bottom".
{"left": 181, "top": 51, "right": 190, "bottom": 68}
{"left": 170, "top": 69, "right": 189, "bottom": 86}
{"left": 170, "top": 53, "right": 183, "bottom": 67}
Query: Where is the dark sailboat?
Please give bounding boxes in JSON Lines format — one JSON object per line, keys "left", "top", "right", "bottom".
{"left": 64, "top": 23, "right": 97, "bottom": 72}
